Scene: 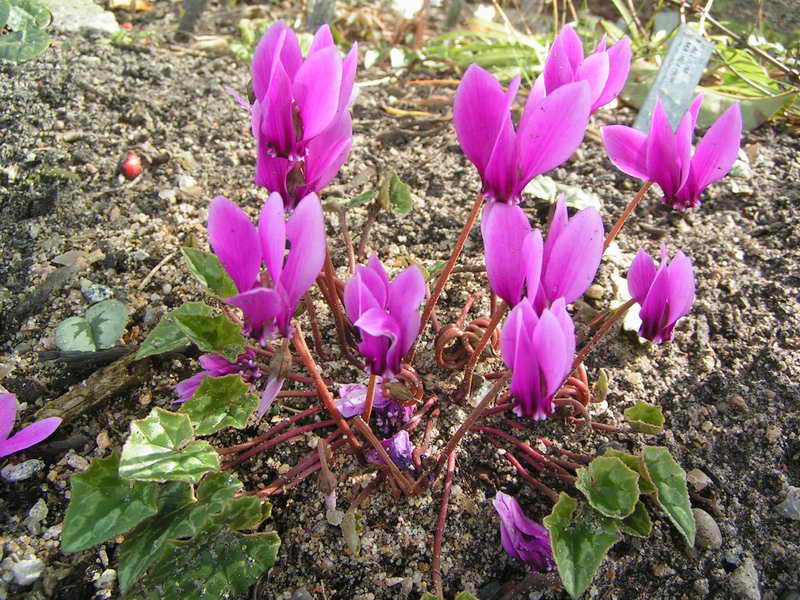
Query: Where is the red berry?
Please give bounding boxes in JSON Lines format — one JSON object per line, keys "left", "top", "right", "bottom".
{"left": 121, "top": 152, "right": 142, "bottom": 179}
{"left": 121, "top": 22, "right": 133, "bottom": 30}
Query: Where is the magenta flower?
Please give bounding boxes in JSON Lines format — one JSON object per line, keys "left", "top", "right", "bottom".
{"left": 250, "top": 21, "right": 357, "bottom": 208}
{"left": 501, "top": 298, "right": 575, "bottom": 419}
{"left": 336, "top": 381, "right": 413, "bottom": 435}
{"left": 540, "top": 25, "right": 632, "bottom": 113}
{"left": 481, "top": 195, "right": 603, "bottom": 310}
{"left": 208, "top": 192, "right": 326, "bottom": 343}
{"left": 628, "top": 245, "right": 695, "bottom": 343}
{"left": 175, "top": 350, "right": 259, "bottom": 402}
{"left": 344, "top": 256, "right": 426, "bottom": 378}
{"left": 602, "top": 95, "right": 742, "bottom": 209}
{"left": 493, "top": 492, "right": 555, "bottom": 572}
{"left": 453, "top": 64, "right": 591, "bottom": 204}
{"left": 1, "top": 394, "right": 61, "bottom": 459}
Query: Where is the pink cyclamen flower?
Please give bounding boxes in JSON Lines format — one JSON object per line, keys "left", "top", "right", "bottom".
{"left": 250, "top": 21, "right": 357, "bottom": 208}
{"left": 502, "top": 298, "right": 575, "bottom": 419}
{"left": 336, "top": 382, "right": 413, "bottom": 435}
{"left": 481, "top": 194, "right": 603, "bottom": 309}
{"left": 344, "top": 256, "right": 425, "bottom": 378}
{"left": 602, "top": 95, "right": 742, "bottom": 209}
{"left": 454, "top": 64, "right": 591, "bottom": 204}
{"left": 208, "top": 192, "right": 325, "bottom": 343}
{"left": 0, "top": 394, "right": 61, "bottom": 458}
{"left": 493, "top": 492, "right": 555, "bottom": 572}
{"left": 366, "top": 430, "right": 415, "bottom": 473}
{"left": 175, "top": 350, "right": 259, "bottom": 402}
{"left": 628, "top": 245, "right": 695, "bottom": 343}
{"left": 540, "top": 25, "right": 632, "bottom": 113}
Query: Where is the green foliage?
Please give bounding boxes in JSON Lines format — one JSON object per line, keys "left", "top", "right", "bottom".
{"left": 544, "top": 493, "right": 621, "bottom": 600}
{"left": 54, "top": 300, "right": 129, "bottom": 352}
{"left": 119, "top": 408, "right": 220, "bottom": 483}
{"left": 173, "top": 310, "right": 246, "bottom": 362}
{"left": 135, "top": 302, "right": 213, "bottom": 360}
{"left": 180, "top": 374, "right": 258, "bottom": 436}
{"left": 181, "top": 247, "right": 238, "bottom": 299}
{"left": 641, "top": 446, "right": 695, "bottom": 546}
{"left": 619, "top": 500, "right": 653, "bottom": 538}
{"left": 379, "top": 170, "right": 414, "bottom": 215}
{"left": 575, "top": 456, "right": 640, "bottom": 519}
{"left": 601, "top": 449, "right": 656, "bottom": 495}
{"left": 62, "top": 453, "right": 158, "bottom": 553}
{"left": 623, "top": 400, "right": 665, "bottom": 434}
{"left": 0, "top": 0, "right": 51, "bottom": 62}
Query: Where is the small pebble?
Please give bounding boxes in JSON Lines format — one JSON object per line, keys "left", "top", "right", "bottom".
{"left": 652, "top": 563, "right": 676, "bottom": 577}
{"left": 96, "top": 431, "right": 112, "bottom": 450}
{"left": 23, "top": 499, "right": 48, "bottom": 536}
{"left": 11, "top": 558, "right": 44, "bottom": 586}
{"left": 728, "top": 557, "right": 760, "bottom": 600}
{"left": 291, "top": 589, "right": 314, "bottom": 600}
{"left": 776, "top": 486, "right": 800, "bottom": 521}
{"left": 693, "top": 578, "right": 710, "bottom": 598}
{"left": 82, "top": 283, "right": 114, "bottom": 303}
{"left": 693, "top": 508, "right": 722, "bottom": 549}
{"left": 686, "top": 469, "right": 712, "bottom": 491}
{"left": 1, "top": 459, "right": 45, "bottom": 482}
{"left": 765, "top": 426, "right": 781, "bottom": 443}
{"left": 585, "top": 284, "right": 604, "bottom": 300}
{"left": 176, "top": 174, "right": 196, "bottom": 189}
{"left": 95, "top": 569, "right": 116, "bottom": 590}
{"left": 728, "top": 395, "right": 748, "bottom": 414}
{"left": 67, "top": 453, "right": 90, "bottom": 471}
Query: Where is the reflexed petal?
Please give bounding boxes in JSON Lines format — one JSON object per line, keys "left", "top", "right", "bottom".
{"left": 542, "top": 207, "right": 604, "bottom": 305}
{"left": 543, "top": 25, "right": 583, "bottom": 92}
{"left": 575, "top": 52, "right": 610, "bottom": 108}
{"left": 261, "top": 57, "right": 295, "bottom": 157}
{"left": 175, "top": 372, "right": 207, "bottom": 403}
{"left": 254, "top": 150, "right": 290, "bottom": 198}
{"left": 684, "top": 103, "right": 742, "bottom": 198}
{"left": 482, "top": 113, "right": 518, "bottom": 202}
{"left": 627, "top": 249, "right": 657, "bottom": 304}
{"left": 516, "top": 81, "right": 591, "bottom": 188}
{"left": 638, "top": 258, "right": 671, "bottom": 341}
{"left": 0, "top": 417, "right": 61, "bottom": 458}
{"left": 531, "top": 309, "right": 569, "bottom": 418}
{"left": 344, "top": 268, "right": 383, "bottom": 323}
{"left": 453, "top": 65, "right": 513, "bottom": 175}
{"left": 0, "top": 393, "right": 17, "bottom": 441}
{"left": 386, "top": 265, "right": 426, "bottom": 358}
{"left": 257, "top": 376, "right": 284, "bottom": 418}
{"left": 549, "top": 298, "right": 575, "bottom": 366}
{"left": 304, "top": 111, "right": 353, "bottom": 192}
{"left": 281, "top": 193, "right": 326, "bottom": 307}
{"left": 198, "top": 353, "right": 238, "bottom": 375}
{"left": 520, "top": 74, "right": 546, "bottom": 134}
{"left": 339, "top": 44, "right": 359, "bottom": 110}
{"left": 251, "top": 23, "right": 286, "bottom": 100}
{"left": 293, "top": 46, "right": 343, "bottom": 140}
{"left": 601, "top": 125, "right": 649, "bottom": 180}
{"left": 543, "top": 194, "right": 568, "bottom": 268}
{"left": 366, "top": 255, "right": 390, "bottom": 302}
{"left": 208, "top": 196, "right": 261, "bottom": 293}
{"left": 523, "top": 229, "right": 543, "bottom": 301}
{"left": 687, "top": 94, "right": 704, "bottom": 130}
{"left": 665, "top": 251, "right": 695, "bottom": 326}
{"left": 593, "top": 37, "right": 632, "bottom": 110}
{"left": 646, "top": 100, "right": 684, "bottom": 197}
{"left": 501, "top": 298, "right": 538, "bottom": 372}
{"left": 227, "top": 287, "right": 285, "bottom": 337}
{"left": 481, "top": 202, "right": 532, "bottom": 306}
{"left": 355, "top": 307, "right": 402, "bottom": 376}
{"left": 258, "top": 192, "right": 287, "bottom": 285}
{"left": 337, "top": 383, "right": 367, "bottom": 418}
{"left": 308, "top": 24, "right": 335, "bottom": 55}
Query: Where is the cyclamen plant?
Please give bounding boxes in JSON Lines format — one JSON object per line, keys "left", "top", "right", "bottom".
{"left": 57, "top": 19, "right": 744, "bottom": 600}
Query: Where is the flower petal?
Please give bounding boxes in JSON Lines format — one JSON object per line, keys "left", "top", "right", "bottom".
{"left": 0, "top": 393, "right": 17, "bottom": 442}
{"left": 0, "top": 416, "right": 61, "bottom": 458}
{"left": 304, "top": 111, "right": 353, "bottom": 192}
{"left": 575, "top": 52, "right": 609, "bottom": 108}
{"left": 542, "top": 194, "right": 568, "bottom": 268}
{"left": 684, "top": 103, "right": 742, "bottom": 200}
{"left": 601, "top": 125, "right": 649, "bottom": 180}
{"left": 386, "top": 265, "right": 426, "bottom": 359}
{"left": 355, "top": 307, "right": 402, "bottom": 376}
{"left": 226, "top": 287, "right": 286, "bottom": 340}
{"left": 208, "top": 196, "right": 261, "bottom": 293}
{"left": 339, "top": 44, "right": 359, "bottom": 110}
{"left": 281, "top": 193, "right": 326, "bottom": 309}
{"left": 523, "top": 229, "right": 544, "bottom": 301}
{"left": 257, "top": 376, "right": 284, "bottom": 418}
{"left": 293, "top": 46, "right": 342, "bottom": 140}
{"left": 666, "top": 250, "right": 695, "bottom": 327}
{"left": 258, "top": 192, "right": 287, "bottom": 285}
{"left": 481, "top": 202, "right": 532, "bottom": 306}
{"left": 543, "top": 25, "right": 583, "bottom": 92}
{"left": 344, "top": 267, "right": 383, "bottom": 323}
{"left": 542, "top": 206, "right": 604, "bottom": 305}
{"left": 308, "top": 24, "right": 335, "bottom": 55}
{"left": 646, "top": 99, "right": 686, "bottom": 198}
{"left": 592, "top": 37, "right": 632, "bottom": 110}
{"left": 516, "top": 81, "right": 591, "bottom": 187}
{"left": 530, "top": 309, "right": 569, "bottom": 418}
{"left": 627, "top": 248, "right": 657, "bottom": 304}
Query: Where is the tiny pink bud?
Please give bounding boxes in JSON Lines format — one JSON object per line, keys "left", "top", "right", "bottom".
{"left": 121, "top": 152, "right": 142, "bottom": 179}
{"left": 121, "top": 22, "right": 134, "bottom": 30}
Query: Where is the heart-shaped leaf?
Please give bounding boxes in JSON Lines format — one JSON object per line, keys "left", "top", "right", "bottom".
{"left": 619, "top": 500, "right": 653, "bottom": 538}
{"left": 173, "top": 311, "right": 246, "bottom": 362}
{"left": 119, "top": 408, "right": 220, "bottom": 483}
{"left": 641, "top": 446, "right": 695, "bottom": 546}
{"left": 575, "top": 456, "right": 640, "bottom": 520}
{"left": 135, "top": 302, "right": 213, "bottom": 360}
{"left": 544, "top": 493, "right": 620, "bottom": 600}
{"left": 181, "top": 247, "right": 238, "bottom": 299}
{"left": 180, "top": 374, "right": 258, "bottom": 436}
{"left": 55, "top": 316, "right": 96, "bottom": 352}
{"left": 602, "top": 448, "right": 656, "bottom": 495}
{"left": 62, "top": 452, "right": 158, "bottom": 553}
{"left": 624, "top": 400, "right": 664, "bottom": 434}
{"left": 86, "top": 299, "right": 128, "bottom": 349}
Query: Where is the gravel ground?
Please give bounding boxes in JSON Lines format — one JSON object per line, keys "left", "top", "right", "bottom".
{"left": 0, "top": 3, "right": 799, "bottom": 600}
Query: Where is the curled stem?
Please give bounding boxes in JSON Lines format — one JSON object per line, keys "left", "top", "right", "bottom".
{"left": 462, "top": 300, "right": 508, "bottom": 398}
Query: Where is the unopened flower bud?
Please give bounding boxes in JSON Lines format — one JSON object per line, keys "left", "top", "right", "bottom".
{"left": 268, "top": 341, "right": 293, "bottom": 380}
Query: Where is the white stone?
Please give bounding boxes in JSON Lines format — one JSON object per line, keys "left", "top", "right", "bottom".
{"left": 11, "top": 559, "right": 44, "bottom": 587}
{"left": 38, "top": 0, "right": 119, "bottom": 34}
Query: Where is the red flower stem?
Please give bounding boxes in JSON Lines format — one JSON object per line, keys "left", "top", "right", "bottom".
{"left": 603, "top": 180, "right": 653, "bottom": 251}
{"left": 537, "top": 437, "right": 590, "bottom": 464}
{"left": 221, "top": 420, "right": 335, "bottom": 470}
{"left": 320, "top": 252, "right": 365, "bottom": 370}
{"left": 481, "top": 403, "right": 513, "bottom": 417}
{"left": 217, "top": 405, "right": 322, "bottom": 455}
{"left": 222, "top": 305, "right": 243, "bottom": 328}
{"left": 413, "top": 407, "right": 440, "bottom": 471}
{"left": 432, "top": 448, "right": 457, "bottom": 600}
{"left": 484, "top": 436, "right": 558, "bottom": 503}
{"left": 553, "top": 396, "right": 590, "bottom": 429}
{"left": 407, "top": 192, "right": 484, "bottom": 363}
{"left": 352, "top": 416, "right": 413, "bottom": 496}
{"left": 291, "top": 324, "right": 363, "bottom": 455}
{"left": 404, "top": 395, "right": 439, "bottom": 432}
{"left": 336, "top": 205, "right": 357, "bottom": 276}
{"left": 303, "top": 291, "right": 328, "bottom": 361}
{"left": 249, "top": 344, "right": 275, "bottom": 358}
{"left": 462, "top": 301, "right": 508, "bottom": 398}
{"left": 363, "top": 373, "right": 378, "bottom": 424}
{"left": 256, "top": 435, "right": 346, "bottom": 497}
{"left": 565, "top": 376, "right": 591, "bottom": 405}
{"left": 473, "top": 425, "right": 576, "bottom": 484}
{"left": 572, "top": 298, "right": 636, "bottom": 369}
{"left": 277, "top": 390, "right": 319, "bottom": 398}
{"left": 587, "top": 421, "right": 630, "bottom": 433}
{"left": 348, "top": 472, "right": 385, "bottom": 512}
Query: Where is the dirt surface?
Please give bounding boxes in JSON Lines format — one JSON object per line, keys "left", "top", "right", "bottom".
{"left": 1, "top": 3, "right": 799, "bottom": 600}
